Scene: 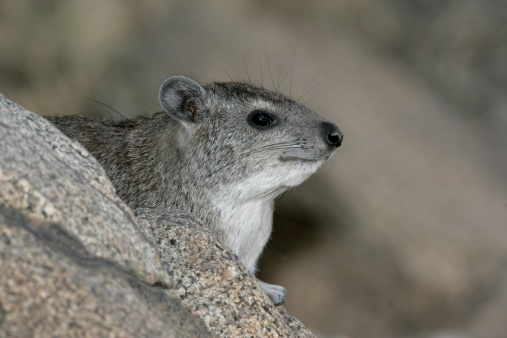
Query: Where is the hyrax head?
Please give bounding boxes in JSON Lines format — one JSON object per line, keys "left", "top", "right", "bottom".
{"left": 159, "top": 76, "right": 342, "bottom": 195}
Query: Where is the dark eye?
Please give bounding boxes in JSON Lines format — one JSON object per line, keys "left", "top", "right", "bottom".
{"left": 248, "top": 110, "right": 277, "bottom": 128}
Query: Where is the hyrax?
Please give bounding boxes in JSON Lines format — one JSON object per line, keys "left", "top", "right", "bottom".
{"left": 47, "top": 76, "right": 343, "bottom": 305}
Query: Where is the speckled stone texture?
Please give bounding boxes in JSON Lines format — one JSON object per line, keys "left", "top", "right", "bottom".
{"left": 0, "top": 94, "right": 210, "bottom": 337}
{"left": 136, "top": 209, "right": 315, "bottom": 337}
{"left": 0, "top": 94, "right": 168, "bottom": 286}
{"left": 0, "top": 207, "right": 210, "bottom": 337}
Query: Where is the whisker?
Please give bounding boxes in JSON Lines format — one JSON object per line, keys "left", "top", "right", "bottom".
{"left": 208, "top": 140, "right": 303, "bottom": 178}
{"left": 277, "top": 54, "right": 290, "bottom": 92}
{"left": 212, "top": 145, "right": 297, "bottom": 174}
{"left": 299, "top": 64, "right": 327, "bottom": 102}
{"left": 217, "top": 59, "right": 234, "bottom": 82}
{"left": 264, "top": 45, "right": 277, "bottom": 92}
{"left": 80, "top": 97, "right": 127, "bottom": 119}
{"left": 241, "top": 45, "right": 252, "bottom": 84}
{"left": 258, "top": 53, "right": 264, "bottom": 87}
{"left": 299, "top": 80, "right": 324, "bottom": 103}
{"left": 266, "top": 242, "right": 288, "bottom": 260}
{"left": 301, "top": 92, "right": 325, "bottom": 105}
{"left": 290, "top": 48, "right": 297, "bottom": 97}
{"left": 279, "top": 60, "right": 293, "bottom": 93}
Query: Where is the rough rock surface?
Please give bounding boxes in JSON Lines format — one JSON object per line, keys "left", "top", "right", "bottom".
{"left": 0, "top": 94, "right": 210, "bottom": 336}
{"left": 0, "top": 94, "right": 169, "bottom": 286}
{"left": 0, "top": 94, "right": 314, "bottom": 336}
{"left": 0, "top": 207, "right": 210, "bottom": 337}
{"left": 136, "top": 209, "right": 314, "bottom": 337}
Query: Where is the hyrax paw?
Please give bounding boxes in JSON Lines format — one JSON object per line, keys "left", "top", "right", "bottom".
{"left": 259, "top": 281, "right": 286, "bottom": 306}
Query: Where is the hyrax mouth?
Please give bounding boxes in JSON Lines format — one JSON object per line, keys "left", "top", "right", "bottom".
{"left": 279, "top": 155, "right": 328, "bottom": 163}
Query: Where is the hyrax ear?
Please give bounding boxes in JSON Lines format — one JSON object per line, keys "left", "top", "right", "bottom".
{"left": 159, "top": 76, "right": 207, "bottom": 123}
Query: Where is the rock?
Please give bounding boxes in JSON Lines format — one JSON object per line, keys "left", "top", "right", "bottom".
{"left": 0, "top": 94, "right": 209, "bottom": 336}
{"left": 0, "top": 94, "right": 169, "bottom": 287}
{"left": 136, "top": 209, "right": 315, "bottom": 337}
{"left": 0, "top": 93, "right": 314, "bottom": 336}
{"left": 0, "top": 206, "right": 209, "bottom": 337}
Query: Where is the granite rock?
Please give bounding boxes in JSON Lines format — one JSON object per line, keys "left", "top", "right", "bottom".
{"left": 0, "top": 206, "right": 210, "bottom": 337}
{"left": 0, "top": 94, "right": 169, "bottom": 287}
{"left": 0, "top": 94, "right": 209, "bottom": 337}
{"left": 136, "top": 209, "right": 315, "bottom": 337}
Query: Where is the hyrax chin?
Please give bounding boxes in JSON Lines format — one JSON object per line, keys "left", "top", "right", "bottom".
{"left": 47, "top": 75, "right": 343, "bottom": 305}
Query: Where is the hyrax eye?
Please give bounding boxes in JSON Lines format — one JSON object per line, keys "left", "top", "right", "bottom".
{"left": 247, "top": 110, "right": 278, "bottom": 128}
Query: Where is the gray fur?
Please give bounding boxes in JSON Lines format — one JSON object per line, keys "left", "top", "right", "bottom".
{"left": 46, "top": 76, "right": 343, "bottom": 305}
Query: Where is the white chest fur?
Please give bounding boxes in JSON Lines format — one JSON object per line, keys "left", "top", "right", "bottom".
{"left": 214, "top": 194, "right": 275, "bottom": 272}
{"left": 211, "top": 161, "right": 324, "bottom": 272}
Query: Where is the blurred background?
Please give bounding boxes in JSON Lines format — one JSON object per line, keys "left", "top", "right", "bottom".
{"left": 1, "top": 1, "right": 506, "bottom": 337}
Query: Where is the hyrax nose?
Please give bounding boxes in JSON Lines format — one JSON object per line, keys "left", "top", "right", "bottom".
{"left": 322, "top": 121, "right": 343, "bottom": 148}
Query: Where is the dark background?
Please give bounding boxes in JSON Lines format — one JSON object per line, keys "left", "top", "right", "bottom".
{"left": 1, "top": 1, "right": 506, "bottom": 337}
